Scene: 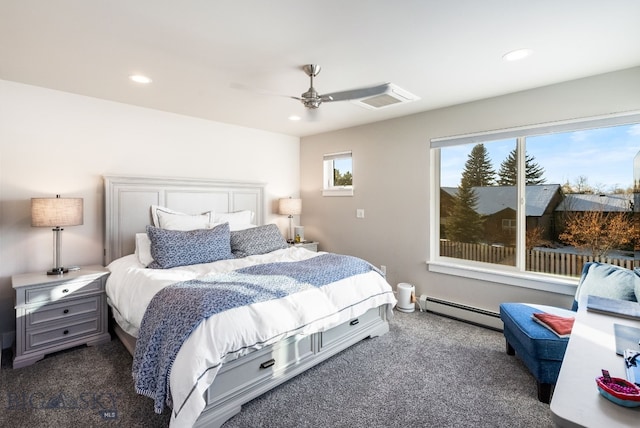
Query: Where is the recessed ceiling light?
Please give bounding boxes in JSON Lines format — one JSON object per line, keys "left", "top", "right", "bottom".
{"left": 129, "top": 74, "right": 152, "bottom": 84}
{"left": 502, "top": 48, "right": 533, "bottom": 62}
{"left": 288, "top": 115, "right": 301, "bottom": 121}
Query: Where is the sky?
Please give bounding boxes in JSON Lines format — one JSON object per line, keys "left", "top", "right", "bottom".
{"left": 440, "top": 123, "right": 640, "bottom": 190}
{"left": 334, "top": 158, "right": 351, "bottom": 174}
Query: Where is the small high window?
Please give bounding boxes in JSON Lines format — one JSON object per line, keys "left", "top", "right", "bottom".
{"left": 323, "top": 151, "right": 354, "bottom": 196}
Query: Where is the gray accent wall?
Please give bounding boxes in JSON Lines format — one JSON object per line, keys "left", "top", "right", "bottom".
{"left": 300, "top": 67, "right": 640, "bottom": 315}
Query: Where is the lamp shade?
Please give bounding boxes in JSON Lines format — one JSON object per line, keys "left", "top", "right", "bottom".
{"left": 278, "top": 198, "right": 301, "bottom": 216}
{"left": 31, "top": 196, "right": 83, "bottom": 227}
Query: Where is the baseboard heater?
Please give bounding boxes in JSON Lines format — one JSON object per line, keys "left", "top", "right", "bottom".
{"left": 425, "top": 297, "right": 503, "bottom": 331}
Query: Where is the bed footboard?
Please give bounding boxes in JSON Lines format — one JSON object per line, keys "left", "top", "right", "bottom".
{"left": 195, "top": 304, "right": 391, "bottom": 428}
{"left": 112, "top": 305, "right": 391, "bottom": 427}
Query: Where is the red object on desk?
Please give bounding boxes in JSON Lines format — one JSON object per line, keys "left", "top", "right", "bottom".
{"left": 596, "top": 375, "right": 640, "bottom": 407}
{"left": 532, "top": 312, "right": 575, "bottom": 338}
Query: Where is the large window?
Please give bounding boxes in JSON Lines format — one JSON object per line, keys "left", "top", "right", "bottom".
{"left": 432, "top": 114, "right": 639, "bottom": 284}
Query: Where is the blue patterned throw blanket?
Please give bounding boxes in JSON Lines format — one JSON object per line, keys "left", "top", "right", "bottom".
{"left": 132, "top": 254, "right": 381, "bottom": 414}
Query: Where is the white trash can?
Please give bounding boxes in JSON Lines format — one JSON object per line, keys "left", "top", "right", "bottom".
{"left": 396, "top": 282, "right": 415, "bottom": 313}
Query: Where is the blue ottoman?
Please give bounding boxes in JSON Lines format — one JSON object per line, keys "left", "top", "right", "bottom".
{"left": 500, "top": 262, "right": 640, "bottom": 403}
{"left": 499, "top": 302, "right": 575, "bottom": 403}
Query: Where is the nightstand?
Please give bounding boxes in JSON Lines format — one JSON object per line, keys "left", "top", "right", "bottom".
{"left": 12, "top": 265, "right": 111, "bottom": 368}
{"left": 290, "top": 241, "right": 319, "bottom": 252}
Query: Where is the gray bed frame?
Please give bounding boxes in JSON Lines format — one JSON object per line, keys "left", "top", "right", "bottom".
{"left": 103, "top": 175, "right": 391, "bottom": 428}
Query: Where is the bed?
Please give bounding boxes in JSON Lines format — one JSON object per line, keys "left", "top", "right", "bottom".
{"left": 103, "top": 175, "right": 396, "bottom": 428}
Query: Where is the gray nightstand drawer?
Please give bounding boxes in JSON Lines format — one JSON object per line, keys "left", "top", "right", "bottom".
{"left": 27, "top": 316, "right": 100, "bottom": 350}
{"left": 27, "top": 296, "right": 100, "bottom": 327}
{"left": 24, "top": 278, "right": 103, "bottom": 305}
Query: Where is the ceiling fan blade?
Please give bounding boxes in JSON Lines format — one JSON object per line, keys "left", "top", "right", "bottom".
{"left": 321, "top": 83, "right": 391, "bottom": 102}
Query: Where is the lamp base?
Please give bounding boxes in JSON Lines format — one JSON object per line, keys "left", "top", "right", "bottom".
{"left": 47, "top": 267, "right": 68, "bottom": 275}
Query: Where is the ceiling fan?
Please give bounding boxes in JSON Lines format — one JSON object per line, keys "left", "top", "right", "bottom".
{"left": 292, "top": 64, "right": 390, "bottom": 110}
{"left": 232, "top": 65, "right": 390, "bottom": 112}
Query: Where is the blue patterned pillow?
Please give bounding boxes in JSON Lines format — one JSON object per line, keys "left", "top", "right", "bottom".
{"left": 230, "top": 224, "right": 288, "bottom": 258}
{"left": 147, "top": 223, "right": 232, "bottom": 269}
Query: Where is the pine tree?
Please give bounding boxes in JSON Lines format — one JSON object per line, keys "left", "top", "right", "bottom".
{"left": 461, "top": 144, "right": 496, "bottom": 187}
{"left": 445, "top": 180, "right": 484, "bottom": 243}
{"left": 497, "top": 148, "right": 546, "bottom": 185}
{"left": 334, "top": 169, "right": 352, "bottom": 185}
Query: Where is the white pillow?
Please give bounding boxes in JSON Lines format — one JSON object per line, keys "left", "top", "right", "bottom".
{"left": 151, "top": 205, "right": 214, "bottom": 231}
{"left": 135, "top": 233, "right": 154, "bottom": 266}
{"left": 151, "top": 205, "right": 172, "bottom": 227}
{"left": 214, "top": 210, "right": 255, "bottom": 226}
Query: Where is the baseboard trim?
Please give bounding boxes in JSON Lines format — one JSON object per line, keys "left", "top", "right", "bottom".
{"left": 426, "top": 297, "right": 503, "bottom": 331}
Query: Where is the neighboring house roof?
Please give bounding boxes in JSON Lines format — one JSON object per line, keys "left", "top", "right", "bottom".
{"left": 442, "top": 184, "right": 561, "bottom": 217}
{"left": 555, "top": 193, "right": 633, "bottom": 212}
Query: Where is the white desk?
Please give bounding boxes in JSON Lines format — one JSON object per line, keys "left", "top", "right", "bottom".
{"left": 550, "top": 302, "right": 640, "bottom": 427}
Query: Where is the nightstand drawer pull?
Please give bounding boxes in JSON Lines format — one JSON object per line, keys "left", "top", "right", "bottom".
{"left": 62, "top": 289, "right": 69, "bottom": 293}
{"left": 63, "top": 309, "right": 69, "bottom": 314}
{"left": 63, "top": 330, "right": 69, "bottom": 335}
{"left": 259, "top": 359, "right": 276, "bottom": 369}
{"left": 350, "top": 319, "right": 359, "bottom": 326}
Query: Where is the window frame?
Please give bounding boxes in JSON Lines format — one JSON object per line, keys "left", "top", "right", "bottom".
{"left": 322, "top": 151, "right": 354, "bottom": 197}
{"left": 428, "top": 111, "right": 640, "bottom": 295}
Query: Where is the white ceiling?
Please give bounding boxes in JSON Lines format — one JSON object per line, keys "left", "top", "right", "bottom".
{"left": 1, "top": 1, "right": 639, "bottom": 137}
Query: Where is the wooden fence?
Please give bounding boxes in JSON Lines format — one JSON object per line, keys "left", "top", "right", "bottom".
{"left": 439, "top": 240, "right": 637, "bottom": 277}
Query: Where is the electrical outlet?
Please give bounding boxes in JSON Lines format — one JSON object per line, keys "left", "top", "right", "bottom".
{"left": 380, "top": 265, "right": 386, "bottom": 275}
{"left": 356, "top": 209, "right": 365, "bottom": 218}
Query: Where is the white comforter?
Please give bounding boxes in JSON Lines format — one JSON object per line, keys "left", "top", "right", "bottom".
{"left": 106, "top": 247, "right": 396, "bottom": 427}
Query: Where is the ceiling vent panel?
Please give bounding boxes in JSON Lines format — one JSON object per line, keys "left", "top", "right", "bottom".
{"left": 352, "top": 83, "right": 419, "bottom": 110}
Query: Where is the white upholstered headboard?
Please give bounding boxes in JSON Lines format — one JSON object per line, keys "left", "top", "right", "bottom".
{"left": 103, "top": 175, "right": 265, "bottom": 265}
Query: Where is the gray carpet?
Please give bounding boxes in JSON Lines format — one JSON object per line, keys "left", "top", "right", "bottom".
{"left": 0, "top": 310, "right": 554, "bottom": 427}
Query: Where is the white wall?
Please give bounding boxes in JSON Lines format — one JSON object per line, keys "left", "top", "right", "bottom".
{"left": 300, "top": 67, "right": 640, "bottom": 318}
{"left": 0, "top": 80, "right": 300, "bottom": 346}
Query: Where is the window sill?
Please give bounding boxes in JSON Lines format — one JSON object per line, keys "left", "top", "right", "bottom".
{"left": 322, "top": 187, "right": 354, "bottom": 197}
{"left": 426, "top": 260, "right": 578, "bottom": 296}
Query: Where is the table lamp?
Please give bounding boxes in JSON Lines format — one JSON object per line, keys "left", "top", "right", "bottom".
{"left": 31, "top": 195, "right": 83, "bottom": 275}
{"left": 278, "top": 197, "right": 301, "bottom": 243}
